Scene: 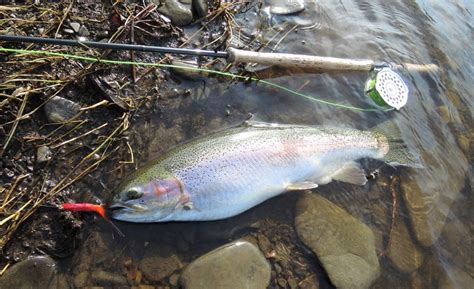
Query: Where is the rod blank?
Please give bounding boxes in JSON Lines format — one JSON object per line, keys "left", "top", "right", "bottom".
{"left": 0, "top": 35, "right": 228, "bottom": 58}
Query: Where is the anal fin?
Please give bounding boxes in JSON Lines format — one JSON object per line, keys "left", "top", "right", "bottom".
{"left": 332, "top": 162, "right": 368, "bottom": 185}
{"left": 286, "top": 181, "right": 319, "bottom": 191}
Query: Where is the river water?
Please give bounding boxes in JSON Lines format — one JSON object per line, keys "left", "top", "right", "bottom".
{"left": 59, "top": 1, "right": 472, "bottom": 288}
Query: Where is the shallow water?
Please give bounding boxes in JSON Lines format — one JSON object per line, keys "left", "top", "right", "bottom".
{"left": 60, "top": 1, "right": 472, "bottom": 288}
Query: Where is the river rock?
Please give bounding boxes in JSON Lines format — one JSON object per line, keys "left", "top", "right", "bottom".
{"left": 180, "top": 240, "right": 271, "bottom": 289}
{"left": 299, "top": 274, "right": 319, "bottom": 289}
{"left": 400, "top": 166, "right": 465, "bottom": 247}
{"left": 90, "top": 270, "right": 128, "bottom": 286}
{"left": 138, "top": 244, "right": 183, "bottom": 282}
{"left": 439, "top": 265, "right": 473, "bottom": 289}
{"left": 170, "top": 59, "right": 207, "bottom": 80}
{"left": 268, "top": 0, "right": 305, "bottom": 15}
{"left": 44, "top": 96, "right": 81, "bottom": 123}
{"left": 154, "top": 0, "right": 193, "bottom": 26}
{"left": 0, "top": 256, "right": 60, "bottom": 289}
{"left": 295, "top": 194, "right": 380, "bottom": 289}
{"left": 387, "top": 213, "right": 424, "bottom": 273}
{"left": 192, "top": 0, "right": 208, "bottom": 18}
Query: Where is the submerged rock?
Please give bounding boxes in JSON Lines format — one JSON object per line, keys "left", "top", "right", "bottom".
{"left": 387, "top": 213, "right": 424, "bottom": 273}
{"left": 268, "top": 0, "right": 305, "bottom": 15}
{"left": 138, "top": 244, "right": 183, "bottom": 282}
{"left": 193, "top": 0, "right": 208, "bottom": 18}
{"left": 180, "top": 240, "right": 271, "bottom": 289}
{"left": 400, "top": 167, "right": 465, "bottom": 247}
{"left": 91, "top": 270, "right": 128, "bottom": 286}
{"left": 170, "top": 59, "right": 208, "bottom": 80}
{"left": 154, "top": 0, "right": 193, "bottom": 26}
{"left": 0, "top": 256, "right": 60, "bottom": 289}
{"left": 439, "top": 265, "right": 473, "bottom": 289}
{"left": 44, "top": 96, "right": 81, "bottom": 123}
{"left": 295, "top": 194, "right": 380, "bottom": 289}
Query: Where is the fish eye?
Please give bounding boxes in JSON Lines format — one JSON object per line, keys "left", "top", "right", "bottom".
{"left": 125, "top": 188, "right": 143, "bottom": 200}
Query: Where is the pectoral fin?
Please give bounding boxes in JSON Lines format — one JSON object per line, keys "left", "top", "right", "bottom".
{"left": 286, "top": 181, "right": 319, "bottom": 191}
{"left": 332, "top": 162, "right": 368, "bottom": 185}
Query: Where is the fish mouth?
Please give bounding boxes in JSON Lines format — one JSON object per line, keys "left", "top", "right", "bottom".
{"left": 108, "top": 202, "right": 148, "bottom": 213}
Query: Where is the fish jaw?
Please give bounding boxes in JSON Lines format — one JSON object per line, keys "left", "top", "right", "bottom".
{"left": 111, "top": 173, "right": 187, "bottom": 222}
{"left": 110, "top": 206, "right": 161, "bottom": 222}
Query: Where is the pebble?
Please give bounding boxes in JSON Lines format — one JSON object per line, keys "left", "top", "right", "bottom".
{"left": 69, "top": 22, "right": 81, "bottom": 33}
{"left": 387, "top": 213, "right": 424, "bottom": 273}
{"left": 180, "top": 240, "right": 271, "bottom": 289}
{"left": 73, "top": 271, "right": 89, "bottom": 288}
{"left": 138, "top": 244, "right": 183, "bottom": 282}
{"left": 295, "top": 194, "right": 380, "bottom": 289}
{"left": 154, "top": 0, "right": 193, "bottom": 26}
{"left": 0, "top": 255, "right": 60, "bottom": 289}
{"left": 257, "top": 234, "right": 273, "bottom": 255}
{"left": 169, "top": 273, "right": 180, "bottom": 286}
{"left": 79, "top": 25, "right": 90, "bottom": 37}
{"left": 274, "top": 263, "right": 282, "bottom": 274}
{"left": 287, "top": 278, "right": 298, "bottom": 289}
{"left": 299, "top": 274, "right": 319, "bottom": 289}
{"left": 63, "top": 28, "right": 74, "bottom": 34}
{"left": 44, "top": 96, "right": 81, "bottom": 123}
{"left": 91, "top": 270, "right": 128, "bottom": 286}
{"left": 277, "top": 277, "right": 287, "bottom": 287}
{"left": 457, "top": 133, "right": 470, "bottom": 154}
{"left": 36, "top": 145, "right": 52, "bottom": 164}
{"left": 437, "top": 105, "right": 454, "bottom": 124}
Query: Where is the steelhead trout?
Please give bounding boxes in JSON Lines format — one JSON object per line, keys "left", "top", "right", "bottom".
{"left": 110, "top": 121, "right": 417, "bottom": 222}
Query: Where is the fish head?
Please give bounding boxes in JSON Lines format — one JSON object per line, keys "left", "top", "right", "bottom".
{"left": 110, "top": 177, "right": 184, "bottom": 222}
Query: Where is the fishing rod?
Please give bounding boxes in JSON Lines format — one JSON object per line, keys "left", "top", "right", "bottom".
{"left": 0, "top": 34, "right": 438, "bottom": 109}
{"left": 0, "top": 35, "right": 437, "bottom": 72}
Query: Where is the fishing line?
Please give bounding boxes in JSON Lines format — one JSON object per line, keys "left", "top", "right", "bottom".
{"left": 0, "top": 47, "right": 392, "bottom": 112}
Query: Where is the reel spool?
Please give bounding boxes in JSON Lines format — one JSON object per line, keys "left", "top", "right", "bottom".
{"left": 365, "top": 66, "right": 409, "bottom": 110}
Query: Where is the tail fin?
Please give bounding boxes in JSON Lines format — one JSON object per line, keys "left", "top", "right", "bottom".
{"left": 371, "top": 121, "right": 423, "bottom": 168}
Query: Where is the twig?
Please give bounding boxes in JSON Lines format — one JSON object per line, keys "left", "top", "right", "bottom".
{"left": 1, "top": 89, "right": 29, "bottom": 157}
{"left": 51, "top": 123, "right": 108, "bottom": 149}
{"left": 80, "top": 99, "right": 109, "bottom": 111}
{"left": 130, "top": 19, "right": 137, "bottom": 83}
{"left": 54, "top": 0, "right": 74, "bottom": 38}
{"left": 1, "top": 174, "right": 31, "bottom": 209}
{"left": 0, "top": 263, "right": 10, "bottom": 276}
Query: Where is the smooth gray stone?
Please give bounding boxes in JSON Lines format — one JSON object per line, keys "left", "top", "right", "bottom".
{"left": 0, "top": 256, "right": 60, "bottom": 289}
{"left": 295, "top": 194, "right": 380, "bottom": 289}
{"left": 180, "top": 240, "right": 271, "bottom": 289}
{"left": 154, "top": 0, "right": 193, "bottom": 26}
{"left": 69, "top": 22, "right": 80, "bottom": 33}
{"left": 44, "top": 96, "right": 81, "bottom": 123}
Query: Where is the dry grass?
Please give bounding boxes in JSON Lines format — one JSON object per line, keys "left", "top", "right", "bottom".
{"left": 0, "top": 1, "right": 247, "bottom": 263}
{"left": 0, "top": 2, "right": 157, "bottom": 254}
